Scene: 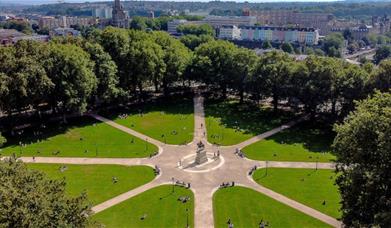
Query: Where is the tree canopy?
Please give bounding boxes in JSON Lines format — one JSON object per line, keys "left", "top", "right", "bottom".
{"left": 333, "top": 91, "right": 391, "bottom": 227}
{"left": 0, "top": 157, "right": 91, "bottom": 227}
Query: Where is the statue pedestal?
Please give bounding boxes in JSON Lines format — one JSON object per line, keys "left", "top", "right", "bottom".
{"left": 195, "top": 149, "right": 208, "bottom": 165}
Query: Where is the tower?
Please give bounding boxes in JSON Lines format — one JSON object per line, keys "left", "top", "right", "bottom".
{"left": 112, "top": 0, "right": 128, "bottom": 28}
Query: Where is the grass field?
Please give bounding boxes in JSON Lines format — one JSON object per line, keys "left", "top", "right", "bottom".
{"left": 0, "top": 116, "right": 157, "bottom": 158}
{"left": 253, "top": 168, "right": 341, "bottom": 218}
{"left": 242, "top": 121, "right": 336, "bottom": 162}
{"left": 104, "top": 97, "right": 194, "bottom": 145}
{"left": 213, "top": 186, "right": 331, "bottom": 228}
{"left": 205, "top": 99, "right": 294, "bottom": 146}
{"left": 92, "top": 185, "right": 194, "bottom": 228}
{"left": 27, "top": 163, "right": 156, "bottom": 205}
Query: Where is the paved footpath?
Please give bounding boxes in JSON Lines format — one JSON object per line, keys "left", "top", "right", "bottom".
{"left": 15, "top": 95, "right": 342, "bottom": 228}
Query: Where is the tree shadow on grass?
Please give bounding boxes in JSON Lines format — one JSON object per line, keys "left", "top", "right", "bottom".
{"left": 1, "top": 116, "right": 99, "bottom": 152}
{"left": 270, "top": 120, "right": 335, "bottom": 154}
{"left": 205, "top": 98, "right": 296, "bottom": 136}
{"left": 100, "top": 94, "right": 194, "bottom": 120}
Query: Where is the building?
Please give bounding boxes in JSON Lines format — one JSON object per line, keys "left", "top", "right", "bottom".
{"left": 51, "top": 27, "right": 80, "bottom": 37}
{"left": 239, "top": 26, "right": 319, "bottom": 45}
{"left": 250, "top": 10, "right": 333, "bottom": 35}
{"left": 38, "top": 16, "right": 96, "bottom": 30}
{"left": 92, "top": 7, "right": 113, "bottom": 19}
{"left": 0, "top": 29, "right": 49, "bottom": 45}
{"left": 218, "top": 25, "right": 241, "bottom": 40}
{"left": 202, "top": 16, "right": 256, "bottom": 28}
{"left": 167, "top": 19, "right": 191, "bottom": 34}
{"left": 111, "top": 0, "right": 129, "bottom": 28}
{"left": 167, "top": 16, "right": 256, "bottom": 34}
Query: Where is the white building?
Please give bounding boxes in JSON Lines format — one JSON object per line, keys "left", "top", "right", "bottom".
{"left": 218, "top": 25, "right": 241, "bottom": 40}
{"left": 92, "top": 8, "right": 113, "bottom": 19}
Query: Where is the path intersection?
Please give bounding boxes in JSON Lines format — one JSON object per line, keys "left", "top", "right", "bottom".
{"left": 18, "top": 95, "right": 342, "bottom": 228}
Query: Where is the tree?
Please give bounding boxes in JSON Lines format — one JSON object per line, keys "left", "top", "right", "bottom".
{"left": 130, "top": 16, "right": 147, "bottom": 30}
{"left": 323, "top": 33, "right": 344, "bottom": 57}
{"left": 280, "top": 42, "right": 294, "bottom": 53}
{"left": 0, "top": 132, "right": 6, "bottom": 147}
{"left": 231, "top": 47, "right": 258, "bottom": 102}
{"left": 374, "top": 45, "right": 391, "bottom": 64}
{"left": 0, "top": 157, "right": 91, "bottom": 227}
{"left": 191, "top": 40, "right": 236, "bottom": 97}
{"left": 370, "top": 59, "right": 391, "bottom": 92}
{"left": 153, "top": 31, "right": 191, "bottom": 94}
{"left": 253, "top": 51, "right": 294, "bottom": 111}
{"left": 180, "top": 34, "right": 214, "bottom": 50}
{"left": 262, "top": 40, "right": 272, "bottom": 50}
{"left": 45, "top": 43, "right": 97, "bottom": 114}
{"left": 82, "top": 42, "right": 121, "bottom": 103}
{"left": 333, "top": 91, "right": 391, "bottom": 227}
{"left": 177, "top": 24, "right": 215, "bottom": 36}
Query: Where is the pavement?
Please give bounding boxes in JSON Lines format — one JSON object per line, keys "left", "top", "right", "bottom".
{"left": 15, "top": 94, "right": 342, "bottom": 228}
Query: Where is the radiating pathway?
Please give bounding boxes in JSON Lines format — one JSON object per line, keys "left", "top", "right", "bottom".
{"left": 13, "top": 94, "right": 342, "bottom": 228}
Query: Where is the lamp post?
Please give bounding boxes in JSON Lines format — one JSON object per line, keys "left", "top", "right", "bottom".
{"left": 265, "top": 160, "right": 269, "bottom": 177}
{"left": 186, "top": 208, "right": 189, "bottom": 228}
{"left": 172, "top": 177, "right": 175, "bottom": 193}
{"left": 315, "top": 156, "right": 319, "bottom": 171}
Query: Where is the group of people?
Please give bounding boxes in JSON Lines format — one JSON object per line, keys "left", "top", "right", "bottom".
{"left": 220, "top": 181, "right": 235, "bottom": 189}
{"left": 234, "top": 148, "right": 245, "bottom": 158}
{"left": 248, "top": 165, "right": 258, "bottom": 176}
{"left": 154, "top": 165, "right": 160, "bottom": 175}
{"left": 118, "top": 113, "right": 129, "bottom": 119}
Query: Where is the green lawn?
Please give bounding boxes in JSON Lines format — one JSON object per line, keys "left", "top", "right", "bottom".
{"left": 104, "top": 97, "right": 194, "bottom": 145}
{"left": 213, "top": 186, "right": 331, "bottom": 228}
{"left": 27, "top": 164, "right": 156, "bottom": 205}
{"left": 0, "top": 116, "right": 157, "bottom": 158}
{"left": 253, "top": 168, "right": 341, "bottom": 218}
{"left": 242, "top": 121, "right": 336, "bottom": 162}
{"left": 205, "top": 99, "right": 294, "bottom": 146}
{"left": 92, "top": 185, "right": 194, "bottom": 228}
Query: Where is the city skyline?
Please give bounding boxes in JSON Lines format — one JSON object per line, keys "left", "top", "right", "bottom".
{"left": 2, "top": 0, "right": 349, "bottom": 6}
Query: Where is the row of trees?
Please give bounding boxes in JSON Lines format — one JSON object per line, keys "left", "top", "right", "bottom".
{"left": 190, "top": 40, "right": 389, "bottom": 117}
{"left": 1, "top": 27, "right": 390, "bottom": 123}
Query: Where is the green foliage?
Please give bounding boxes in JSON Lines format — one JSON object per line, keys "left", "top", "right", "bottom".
{"left": 261, "top": 40, "right": 272, "bottom": 49}
{"left": 180, "top": 34, "right": 214, "bottom": 50}
{"left": 323, "top": 33, "right": 344, "bottom": 57}
{"left": 0, "top": 20, "right": 32, "bottom": 34}
{"left": 177, "top": 24, "right": 215, "bottom": 36}
{"left": 370, "top": 60, "right": 391, "bottom": 92}
{"left": 280, "top": 42, "right": 294, "bottom": 53}
{"left": 0, "top": 132, "right": 6, "bottom": 147}
{"left": 333, "top": 91, "right": 391, "bottom": 227}
{"left": 45, "top": 43, "right": 97, "bottom": 113}
{"left": 0, "top": 157, "right": 91, "bottom": 227}
{"left": 374, "top": 45, "right": 391, "bottom": 64}
{"left": 252, "top": 51, "right": 294, "bottom": 111}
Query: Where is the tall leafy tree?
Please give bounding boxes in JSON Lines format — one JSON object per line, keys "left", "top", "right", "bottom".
{"left": 0, "top": 157, "right": 91, "bottom": 227}
{"left": 370, "top": 59, "right": 391, "bottom": 92}
{"left": 45, "top": 43, "right": 97, "bottom": 114}
{"left": 153, "top": 31, "right": 191, "bottom": 94}
{"left": 192, "top": 40, "right": 236, "bottom": 97}
{"left": 333, "top": 91, "right": 391, "bottom": 227}
{"left": 231, "top": 47, "right": 258, "bottom": 103}
{"left": 253, "top": 51, "right": 294, "bottom": 111}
